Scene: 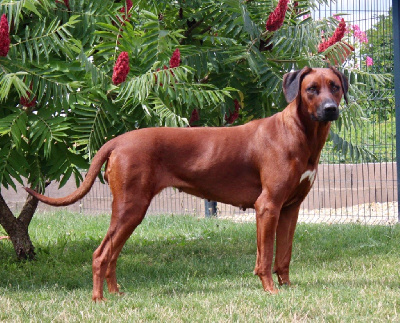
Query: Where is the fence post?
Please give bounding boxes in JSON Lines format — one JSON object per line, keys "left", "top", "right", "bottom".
{"left": 204, "top": 200, "right": 217, "bottom": 217}
{"left": 393, "top": 0, "right": 400, "bottom": 222}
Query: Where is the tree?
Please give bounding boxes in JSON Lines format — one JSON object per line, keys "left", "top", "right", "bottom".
{"left": 0, "top": 0, "right": 388, "bottom": 259}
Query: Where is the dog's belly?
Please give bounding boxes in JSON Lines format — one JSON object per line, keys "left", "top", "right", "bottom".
{"left": 171, "top": 172, "right": 262, "bottom": 209}
{"left": 181, "top": 188, "right": 260, "bottom": 208}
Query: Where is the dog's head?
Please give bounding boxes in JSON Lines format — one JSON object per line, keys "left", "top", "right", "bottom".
{"left": 283, "top": 67, "right": 348, "bottom": 122}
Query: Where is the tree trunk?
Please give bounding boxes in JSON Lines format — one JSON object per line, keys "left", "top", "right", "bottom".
{"left": 0, "top": 192, "right": 38, "bottom": 260}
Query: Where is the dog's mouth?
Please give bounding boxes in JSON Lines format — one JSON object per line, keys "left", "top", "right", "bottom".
{"left": 320, "top": 110, "right": 340, "bottom": 121}
{"left": 312, "top": 103, "right": 340, "bottom": 122}
{"left": 311, "top": 113, "right": 339, "bottom": 122}
{"left": 311, "top": 112, "right": 339, "bottom": 122}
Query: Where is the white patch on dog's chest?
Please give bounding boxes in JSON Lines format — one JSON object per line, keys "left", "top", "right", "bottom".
{"left": 300, "top": 169, "right": 317, "bottom": 185}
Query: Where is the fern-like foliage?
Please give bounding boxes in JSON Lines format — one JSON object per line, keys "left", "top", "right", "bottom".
{"left": 0, "top": 0, "right": 391, "bottom": 192}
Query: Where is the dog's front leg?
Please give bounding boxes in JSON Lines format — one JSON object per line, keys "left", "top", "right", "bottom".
{"left": 254, "top": 191, "right": 281, "bottom": 294}
{"left": 273, "top": 202, "right": 301, "bottom": 286}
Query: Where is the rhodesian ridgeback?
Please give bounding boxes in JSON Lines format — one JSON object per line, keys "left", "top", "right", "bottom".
{"left": 26, "top": 66, "right": 348, "bottom": 301}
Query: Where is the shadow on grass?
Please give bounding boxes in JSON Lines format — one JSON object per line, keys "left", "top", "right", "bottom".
{"left": 0, "top": 221, "right": 256, "bottom": 294}
{"left": 1, "top": 216, "right": 400, "bottom": 295}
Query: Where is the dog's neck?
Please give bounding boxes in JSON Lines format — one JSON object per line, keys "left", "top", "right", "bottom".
{"left": 283, "top": 100, "right": 331, "bottom": 166}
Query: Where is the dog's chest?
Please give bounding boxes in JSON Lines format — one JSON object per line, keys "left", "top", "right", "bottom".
{"left": 299, "top": 169, "right": 317, "bottom": 186}
{"left": 285, "top": 167, "right": 317, "bottom": 207}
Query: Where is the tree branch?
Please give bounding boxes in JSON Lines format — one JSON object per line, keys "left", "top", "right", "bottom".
{"left": 18, "top": 193, "right": 39, "bottom": 227}
{"left": 0, "top": 193, "right": 16, "bottom": 235}
{"left": 183, "top": 18, "right": 205, "bottom": 40}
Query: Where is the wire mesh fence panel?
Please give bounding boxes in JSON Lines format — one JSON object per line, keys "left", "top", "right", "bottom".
{"left": 300, "top": 0, "right": 397, "bottom": 224}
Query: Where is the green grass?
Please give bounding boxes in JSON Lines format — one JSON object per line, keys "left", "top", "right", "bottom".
{"left": 1, "top": 212, "right": 400, "bottom": 322}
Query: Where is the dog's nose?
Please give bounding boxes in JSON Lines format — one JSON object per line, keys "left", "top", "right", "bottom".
{"left": 318, "top": 100, "right": 339, "bottom": 121}
{"left": 323, "top": 102, "right": 338, "bottom": 113}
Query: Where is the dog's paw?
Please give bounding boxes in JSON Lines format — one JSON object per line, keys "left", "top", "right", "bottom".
{"left": 92, "top": 297, "right": 107, "bottom": 302}
{"left": 276, "top": 273, "right": 291, "bottom": 286}
{"left": 265, "top": 287, "right": 279, "bottom": 295}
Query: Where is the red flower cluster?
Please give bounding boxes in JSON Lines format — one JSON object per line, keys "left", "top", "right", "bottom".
{"left": 0, "top": 14, "right": 10, "bottom": 57}
{"left": 154, "top": 65, "right": 167, "bottom": 86}
{"left": 20, "top": 95, "right": 36, "bottom": 107}
{"left": 265, "top": 0, "right": 289, "bottom": 32}
{"left": 318, "top": 18, "right": 346, "bottom": 53}
{"left": 20, "top": 83, "right": 37, "bottom": 108}
{"left": 112, "top": 52, "right": 130, "bottom": 85}
{"left": 189, "top": 109, "right": 200, "bottom": 127}
{"left": 121, "top": 0, "right": 133, "bottom": 12}
{"left": 293, "top": 1, "right": 300, "bottom": 14}
{"left": 20, "top": 94, "right": 37, "bottom": 107}
{"left": 118, "top": 0, "right": 133, "bottom": 24}
{"left": 56, "top": 0, "right": 70, "bottom": 10}
{"left": 169, "top": 48, "right": 181, "bottom": 68}
{"left": 155, "top": 48, "right": 181, "bottom": 85}
{"left": 225, "top": 99, "right": 241, "bottom": 124}
{"left": 63, "top": 0, "right": 70, "bottom": 10}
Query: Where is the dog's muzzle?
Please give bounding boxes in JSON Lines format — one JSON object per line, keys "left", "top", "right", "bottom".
{"left": 315, "top": 100, "right": 339, "bottom": 121}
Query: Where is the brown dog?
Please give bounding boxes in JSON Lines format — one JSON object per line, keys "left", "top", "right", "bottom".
{"left": 26, "top": 67, "right": 348, "bottom": 301}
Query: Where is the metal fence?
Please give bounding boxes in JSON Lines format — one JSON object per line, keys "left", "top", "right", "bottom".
{"left": 5, "top": 0, "right": 397, "bottom": 225}
{"left": 303, "top": 0, "right": 396, "bottom": 223}
{"left": 76, "top": 163, "right": 397, "bottom": 224}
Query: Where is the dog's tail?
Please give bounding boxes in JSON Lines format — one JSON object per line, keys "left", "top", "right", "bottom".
{"left": 24, "top": 140, "right": 115, "bottom": 206}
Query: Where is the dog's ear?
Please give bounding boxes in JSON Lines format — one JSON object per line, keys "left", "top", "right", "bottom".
{"left": 329, "top": 66, "right": 349, "bottom": 104}
{"left": 282, "top": 67, "right": 312, "bottom": 103}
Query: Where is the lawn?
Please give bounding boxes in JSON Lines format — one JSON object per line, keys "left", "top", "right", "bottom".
{"left": 1, "top": 212, "right": 400, "bottom": 322}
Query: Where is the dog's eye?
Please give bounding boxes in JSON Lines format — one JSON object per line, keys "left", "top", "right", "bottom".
{"left": 307, "top": 86, "right": 318, "bottom": 94}
{"left": 330, "top": 82, "right": 340, "bottom": 92}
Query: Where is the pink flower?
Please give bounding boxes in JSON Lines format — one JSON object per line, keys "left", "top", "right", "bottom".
{"left": 225, "top": 99, "right": 241, "bottom": 124}
{"left": 0, "top": 14, "right": 10, "bottom": 57}
{"left": 318, "top": 18, "right": 346, "bottom": 53}
{"left": 352, "top": 24, "right": 368, "bottom": 43}
{"left": 366, "top": 56, "right": 373, "bottom": 67}
{"left": 265, "top": 0, "right": 289, "bottom": 32}
{"left": 189, "top": 109, "right": 200, "bottom": 127}
{"left": 169, "top": 48, "right": 181, "bottom": 68}
{"left": 333, "top": 15, "right": 343, "bottom": 21}
{"left": 112, "top": 52, "right": 130, "bottom": 85}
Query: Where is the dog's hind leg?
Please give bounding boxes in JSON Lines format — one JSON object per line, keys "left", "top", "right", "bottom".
{"left": 106, "top": 198, "right": 151, "bottom": 295}
{"left": 91, "top": 195, "right": 151, "bottom": 301}
{"left": 273, "top": 202, "right": 301, "bottom": 286}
